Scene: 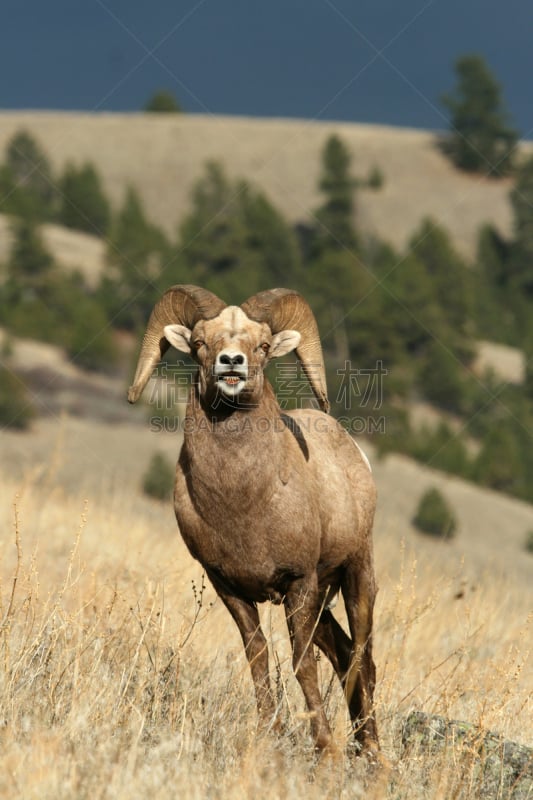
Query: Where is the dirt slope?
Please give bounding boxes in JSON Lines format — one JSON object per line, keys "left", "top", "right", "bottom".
{"left": 1, "top": 111, "right": 529, "bottom": 258}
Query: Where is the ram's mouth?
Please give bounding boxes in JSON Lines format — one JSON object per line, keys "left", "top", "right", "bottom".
{"left": 215, "top": 370, "right": 248, "bottom": 396}
{"left": 219, "top": 374, "right": 242, "bottom": 386}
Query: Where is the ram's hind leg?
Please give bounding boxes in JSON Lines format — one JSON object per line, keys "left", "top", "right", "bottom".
{"left": 341, "top": 562, "right": 379, "bottom": 754}
{"left": 218, "top": 592, "right": 278, "bottom": 730}
{"left": 284, "top": 578, "right": 332, "bottom": 752}
{"left": 313, "top": 608, "right": 352, "bottom": 678}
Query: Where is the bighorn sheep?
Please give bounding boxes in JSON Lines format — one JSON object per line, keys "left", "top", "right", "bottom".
{"left": 129, "top": 285, "right": 378, "bottom": 755}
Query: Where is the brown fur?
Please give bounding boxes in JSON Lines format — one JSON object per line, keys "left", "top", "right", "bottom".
{"left": 164, "top": 306, "right": 379, "bottom": 754}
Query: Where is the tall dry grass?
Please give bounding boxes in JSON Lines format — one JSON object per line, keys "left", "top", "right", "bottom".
{"left": 0, "top": 456, "right": 530, "bottom": 799}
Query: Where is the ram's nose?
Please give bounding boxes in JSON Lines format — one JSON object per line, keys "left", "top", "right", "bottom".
{"left": 213, "top": 351, "right": 249, "bottom": 398}
{"left": 215, "top": 350, "right": 248, "bottom": 374}
{"left": 218, "top": 352, "right": 246, "bottom": 368}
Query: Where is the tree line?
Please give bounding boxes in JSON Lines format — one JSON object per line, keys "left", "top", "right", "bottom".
{"left": 1, "top": 55, "right": 533, "bottom": 503}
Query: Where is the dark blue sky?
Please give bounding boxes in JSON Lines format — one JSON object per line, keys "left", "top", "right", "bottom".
{"left": 2, "top": 1, "right": 532, "bottom": 134}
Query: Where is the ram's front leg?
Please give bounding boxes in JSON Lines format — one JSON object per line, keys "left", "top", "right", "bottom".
{"left": 217, "top": 591, "right": 278, "bottom": 730}
{"left": 284, "top": 577, "right": 332, "bottom": 752}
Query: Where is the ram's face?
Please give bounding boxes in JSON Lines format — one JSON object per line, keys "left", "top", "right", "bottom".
{"left": 164, "top": 306, "right": 301, "bottom": 409}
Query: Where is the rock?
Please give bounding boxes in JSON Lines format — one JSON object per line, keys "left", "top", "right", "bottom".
{"left": 401, "top": 711, "right": 533, "bottom": 799}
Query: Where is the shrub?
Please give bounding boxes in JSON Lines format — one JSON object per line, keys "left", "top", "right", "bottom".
{"left": 142, "top": 452, "right": 175, "bottom": 501}
{"left": 412, "top": 487, "right": 457, "bottom": 540}
{"left": 367, "top": 165, "right": 384, "bottom": 189}
{"left": 0, "top": 367, "right": 35, "bottom": 430}
{"left": 524, "top": 530, "right": 533, "bottom": 554}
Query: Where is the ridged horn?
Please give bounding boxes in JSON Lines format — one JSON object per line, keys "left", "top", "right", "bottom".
{"left": 241, "top": 289, "right": 330, "bottom": 413}
{"left": 128, "top": 285, "right": 226, "bottom": 404}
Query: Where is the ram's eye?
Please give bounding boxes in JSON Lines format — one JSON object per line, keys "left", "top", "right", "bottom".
{"left": 260, "top": 342, "right": 270, "bottom": 354}
{"left": 194, "top": 340, "right": 205, "bottom": 349}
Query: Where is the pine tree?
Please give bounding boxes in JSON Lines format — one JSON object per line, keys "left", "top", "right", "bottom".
{"left": 1, "top": 130, "right": 57, "bottom": 220}
{"left": 5, "top": 218, "right": 56, "bottom": 298}
{"left": 508, "top": 156, "right": 533, "bottom": 295}
{"left": 473, "top": 422, "right": 522, "bottom": 494}
{"left": 409, "top": 218, "right": 475, "bottom": 350}
{"left": 59, "top": 162, "right": 111, "bottom": 235}
{"left": 441, "top": 54, "right": 518, "bottom": 176}
{"left": 314, "top": 134, "right": 358, "bottom": 253}
{"left": 102, "top": 186, "right": 168, "bottom": 329}
{"left": 175, "top": 161, "right": 301, "bottom": 301}
{"left": 413, "top": 488, "right": 457, "bottom": 539}
{"left": 0, "top": 219, "right": 58, "bottom": 338}
{"left": 144, "top": 90, "right": 182, "bottom": 113}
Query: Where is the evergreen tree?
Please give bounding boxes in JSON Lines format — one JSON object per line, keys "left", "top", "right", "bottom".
{"left": 508, "top": 156, "right": 533, "bottom": 295}
{"left": 411, "top": 422, "right": 471, "bottom": 478}
{"left": 64, "top": 293, "right": 118, "bottom": 372}
{"left": 175, "top": 161, "right": 301, "bottom": 301}
{"left": 475, "top": 224, "right": 516, "bottom": 343}
{"left": 413, "top": 487, "right": 457, "bottom": 539}
{"left": 476, "top": 223, "right": 510, "bottom": 289}
{"left": 473, "top": 421, "right": 522, "bottom": 494}
{"left": 0, "top": 218, "right": 57, "bottom": 339}
{"left": 380, "top": 250, "right": 447, "bottom": 358}
{"left": 102, "top": 186, "right": 168, "bottom": 329}
{"left": 1, "top": 130, "right": 57, "bottom": 220}
{"left": 144, "top": 90, "right": 182, "bottom": 113}
{"left": 58, "top": 162, "right": 111, "bottom": 235}
{"left": 3, "top": 218, "right": 56, "bottom": 302}
{"left": 313, "top": 134, "right": 358, "bottom": 253}
{"left": 417, "top": 341, "right": 469, "bottom": 414}
{"left": 441, "top": 54, "right": 518, "bottom": 176}
{"left": 409, "top": 218, "right": 475, "bottom": 353}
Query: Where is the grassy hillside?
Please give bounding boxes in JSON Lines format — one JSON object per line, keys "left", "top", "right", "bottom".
{"left": 0, "top": 111, "right": 531, "bottom": 795}
{"left": 0, "top": 111, "right": 529, "bottom": 258}
{"left": 0, "top": 415, "right": 531, "bottom": 798}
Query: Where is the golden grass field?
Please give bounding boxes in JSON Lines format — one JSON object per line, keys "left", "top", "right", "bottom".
{"left": 0, "top": 414, "right": 531, "bottom": 798}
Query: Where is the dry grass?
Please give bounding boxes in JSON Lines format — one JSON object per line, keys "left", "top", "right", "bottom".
{"left": 0, "top": 416, "right": 531, "bottom": 798}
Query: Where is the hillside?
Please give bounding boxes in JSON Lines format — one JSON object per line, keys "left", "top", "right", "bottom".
{"left": 0, "top": 411, "right": 531, "bottom": 797}
{"left": 0, "top": 111, "right": 530, "bottom": 259}
{"left": 0, "top": 215, "right": 106, "bottom": 288}
{"left": 2, "top": 413, "right": 532, "bottom": 589}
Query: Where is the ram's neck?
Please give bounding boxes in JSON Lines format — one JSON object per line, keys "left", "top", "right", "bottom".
{"left": 181, "top": 381, "right": 286, "bottom": 506}
{"left": 186, "top": 381, "right": 279, "bottom": 435}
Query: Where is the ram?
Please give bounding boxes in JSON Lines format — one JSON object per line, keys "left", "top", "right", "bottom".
{"left": 129, "top": 285, "right": 379, "bottom": 756}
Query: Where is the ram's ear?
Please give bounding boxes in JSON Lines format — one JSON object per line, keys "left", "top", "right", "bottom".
{"left": 164, "top": 324, "right": 192, "bottom": 354}
{"left": 270, "top": 330, "right": 301, "bottom": 358}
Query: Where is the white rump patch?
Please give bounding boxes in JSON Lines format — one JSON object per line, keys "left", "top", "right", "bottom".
{"left": 354, "top": 441, "right": 372, "bottom": 473}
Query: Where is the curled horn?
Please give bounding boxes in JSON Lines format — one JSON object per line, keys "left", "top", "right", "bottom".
{"left": 241, "top": 289, "right": 330, "bottom": 413}
{"left": 128, "top": 285, "right": 226, "bottom": 404}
